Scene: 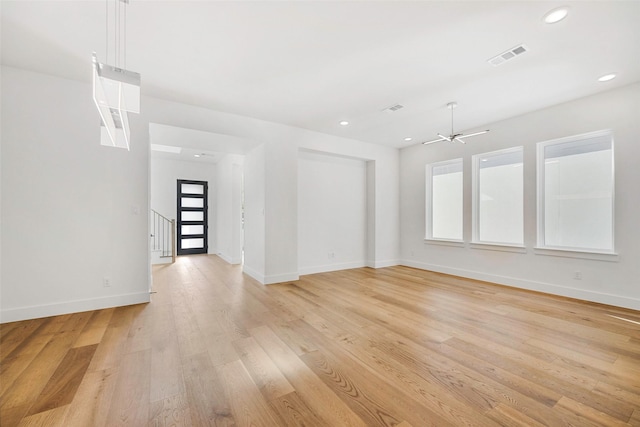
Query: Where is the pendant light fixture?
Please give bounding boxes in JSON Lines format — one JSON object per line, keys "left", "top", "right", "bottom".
{"left": 93, "top": 0, "right": 140, "bottom": 150}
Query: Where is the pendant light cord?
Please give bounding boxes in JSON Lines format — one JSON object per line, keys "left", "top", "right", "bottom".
{"left": 116, "top": 0, "right": 120, "bottom": 68}
{"left": 105, "top": 0, "right": 108, "bottom": 64}
{"left": 103, "top": 0, "right": 128, "bottom": 68}
{"left": 451, "top": 104, "right": 454, "bottom": 135}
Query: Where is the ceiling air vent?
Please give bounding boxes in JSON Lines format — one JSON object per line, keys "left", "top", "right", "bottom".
{"left": 488, "top": 44, "right": 529, "bottom": 67}
{"left": 383, "top": 104, "right": 404, "bottom": 113}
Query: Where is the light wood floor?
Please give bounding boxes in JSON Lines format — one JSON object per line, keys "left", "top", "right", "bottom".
{"left": 2, "top": 256, "right": 640, "bottom": 426}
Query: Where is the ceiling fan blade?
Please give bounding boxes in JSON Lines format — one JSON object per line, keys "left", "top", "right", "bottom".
{"left": 422, "top": 136, "right": 446, "bottom": 145}
{"left": 423, "top": 105, "right": 489, "bottom": 145}
{"left": 460, "top": 129, "right": 490, "bottom": 139}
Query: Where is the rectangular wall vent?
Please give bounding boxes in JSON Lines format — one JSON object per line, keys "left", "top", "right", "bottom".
{"left": 488, "top": 44, "right": 529, "bottom": 67}
{"left": 383, "top": 104, "right": 404, "bottom": 113}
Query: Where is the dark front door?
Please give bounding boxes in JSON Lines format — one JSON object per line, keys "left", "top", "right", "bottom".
{"left": 177, "top": 179, "right": 208, "bottom": 255}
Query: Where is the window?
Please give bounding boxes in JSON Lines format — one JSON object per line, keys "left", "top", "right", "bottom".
{"left": 537, "top": 130, "right": 614, "bottom": 252}
{"left": 472, "top": 147, "right": 524, "bottom": 246}
{"left": 426, "top": 158, "right": 463, "bottom": 241}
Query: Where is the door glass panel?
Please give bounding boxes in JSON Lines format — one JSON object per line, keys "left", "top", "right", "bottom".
{"left": 181, "top": 238, "right": 204, "bottom": 249}
{"left": 182, "top": 225, "right": 204, "bottom": 235}
{"left": 181, "top": 183, "right": 204, "bottom": 195}
{"left": 182, "top": 211, "right": 203, "bottom": 221}
{"left": 182, "top": 197, "right": 204, "bottom": 208}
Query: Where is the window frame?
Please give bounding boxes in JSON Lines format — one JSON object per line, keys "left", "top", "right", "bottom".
{"left": 425, "top": 158, "right": 464, "bottom": 242}
{"left": 472, "top": 146, "right": 524, "bottom": 247}
{"left": 536, "top": 129, "right": 615, "bottom": 254}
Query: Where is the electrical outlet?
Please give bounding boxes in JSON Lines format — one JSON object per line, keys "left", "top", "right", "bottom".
{"left": 103, "top": 277, "right": 111, "bottom": 287}
{"left": 574, "top": 271, "right": 582, "bottom": 280}
{"left": 328, "top": 251, "right": 335, "bottom": 259}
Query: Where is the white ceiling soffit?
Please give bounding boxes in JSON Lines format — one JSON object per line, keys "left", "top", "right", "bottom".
{"left": 149, "top": 123, "right": 259, "bottom": 154}
{"left": 150, "top": 148, "right": 222, "bottom": 164}
{"left": 2, "top": 1, "right": 639, "bottom": 148}
{"left": 150, "top": 144, "right": 182, "bottom": 154}
{"left": 149, "top": 123, "right": 260, "bottom": 163}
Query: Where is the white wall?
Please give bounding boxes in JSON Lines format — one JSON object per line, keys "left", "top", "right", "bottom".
{"left": 243, "top": 145, "right": 266, "bottom": 282}
{"left": 264, "top": 138, "right": 299, "bottom": 283}
{"left": 1, "top": 64, "right": 401, "bottom": 322}
{"left": 10, "top": 64, "right": 635, "bottom": 318}
{"left": 0, "top": 65, "right": 3, "bottom": 314}
{"left": 216, "top": 154, "right": 244, "bottom": 264}
{"left": 298, "top": 137, "right": 400, "bottom": 268}
{"left": 298, "top": 150, "right": 367, "bottom": 275}
{"left": 366, "top": 161, "right": 376, "bottom": 266}
{"left": 142, "top": 95, "right": 400, "bottom": 284}
{"left": 150, "top": 156, "right": 217, "bottom": 260}
{"left": 1, "top": 66, "right": 150, "bottom": 322}
{"left": 400, "top": 83, "right": 640, "bottom": 310}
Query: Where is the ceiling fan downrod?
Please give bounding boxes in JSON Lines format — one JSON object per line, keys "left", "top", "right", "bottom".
{"left": 422, "top": 101, "right": 489, "bottom": 146}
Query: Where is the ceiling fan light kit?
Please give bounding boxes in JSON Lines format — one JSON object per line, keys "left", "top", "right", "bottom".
{"left": 422, "top": 102, "right": 489, "bottom": 146}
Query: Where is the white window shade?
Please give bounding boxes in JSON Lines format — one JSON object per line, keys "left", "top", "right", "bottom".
{"left": 473, "top": 147, "right": 524, "bottom": 246}
{"left": 537, "top": 130, "right": 614, "bottom": 252}
{"left": 426, "top": 158, "right": 463, "bottom": 241}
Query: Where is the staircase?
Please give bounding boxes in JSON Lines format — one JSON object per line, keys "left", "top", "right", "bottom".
{"left": 151, "top": 209, "right": 176, "bottom": 265}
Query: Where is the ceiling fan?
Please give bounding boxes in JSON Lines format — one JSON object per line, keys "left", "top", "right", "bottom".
{"left": 422, "top": 102, "right": 489, "bottom": 145}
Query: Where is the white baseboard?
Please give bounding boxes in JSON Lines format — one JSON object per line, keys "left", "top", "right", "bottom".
{"left": 401, "top": 260, "right": 640, "bottom": 311}
{"left": 299, "top": 261, "right": 366, "bottom": 276}
{"left": 242, "top": 265, "right": 265, "bottom": 284}
{"left": 218, "top": 252, "right": 242, "bottom": 265}
{"left": 0, "top": 292, "right": 150, "bottom": 323}
{"left": 366, "top": 259, "right": 400, "bottom": 269}
{"left": 264, "top": 272, "right": 299, "bottom": 285}
{"left": 246, "top": 260, "right": 401, "bottom": 283}
{"left": 242, "top": 265, "right": 298, "bottom": 285}
{"left": 218, "top": 252, "right": 233, "bottom": 264}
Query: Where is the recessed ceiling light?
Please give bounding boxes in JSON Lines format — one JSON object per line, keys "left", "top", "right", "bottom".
{"left": 194, "top": 154, "right": 201, "bottom": 158}
{"left": 543, "top": 6, "right": 569, "bottom": 24}
{"left": 598, "top": 73, "right": 616, "bottom": 82}
{"left": 339, "top": 120, "right": 349, "bottom": 126}
{"left": 404, "top": 137, "right": 413, "bottom": 142}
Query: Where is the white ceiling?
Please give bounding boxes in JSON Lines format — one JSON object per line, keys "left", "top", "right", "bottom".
{"left": 2, "top": 1, "right": 640, "bottom": 150}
